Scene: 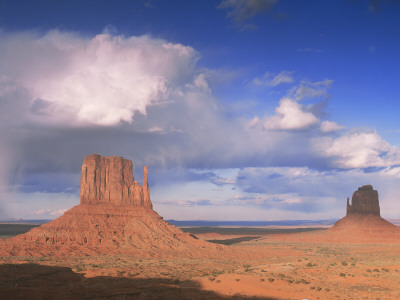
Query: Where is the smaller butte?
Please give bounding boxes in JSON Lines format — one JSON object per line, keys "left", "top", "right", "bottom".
{"left": 328, "top": 184, "right": 400, "bottom": 242}
{"left": 268, "top": 185, "right": 400, "bottom": 243}
{"left": 346, "top": 184, "right": 380, "bottom": 216}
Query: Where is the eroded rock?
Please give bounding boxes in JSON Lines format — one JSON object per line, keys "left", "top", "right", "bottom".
{"left": 0, "top": 154, "right": 223, "bottom": 257}
{"left": 346, "top": 185, "right": 380, "bottom": 216}
{"left": 80, "top": 154, "right": 151, "bottom": 208}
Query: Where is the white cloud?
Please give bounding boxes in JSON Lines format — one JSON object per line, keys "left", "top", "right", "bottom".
{"left": 320, "top": 120, "right": 345, "bottom": 133}
{"left": 253, "top": 71, "right": 294, "bottom": 87}
{"left": 192, "top": 73, "right": 211, "bottom": 93}
{"left": 247, "top": 116, "right": 260, "bottom": 128}
{"left": 314, "top": 131, "right": 400, "bottom": 169}
{"left": 0, "top": 30, "right": 198, "bottom": 126}
{"left": 264, "top": 98, "right": 319, "bottom": 130}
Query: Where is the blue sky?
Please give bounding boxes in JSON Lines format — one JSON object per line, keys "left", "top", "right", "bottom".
{"left": 1, "top": 0, "right": 400, "bottom": 220}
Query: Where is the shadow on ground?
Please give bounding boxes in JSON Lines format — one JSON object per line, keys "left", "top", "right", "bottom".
{"left": 208, "top": 236, "right": 261, "bottom": 245}
{"left": 0, "top": 263, "right": 278, "bottom": 300}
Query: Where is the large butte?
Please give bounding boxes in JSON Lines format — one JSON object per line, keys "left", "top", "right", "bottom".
{"left": 0, "top": 154, "right": 224, "bottom": 257}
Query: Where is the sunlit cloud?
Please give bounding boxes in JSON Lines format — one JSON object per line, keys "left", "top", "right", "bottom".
{"left": 264, "top": 98, "right": 319, "bottom": 130}
{"left": 320, "top": 120, "right": 345, "bottom": 133}
{"left": 0, "top": 30, "right": 198, "bottom": 126}
{"left": 314, "top": 130, "right": 400, "bottom": 169}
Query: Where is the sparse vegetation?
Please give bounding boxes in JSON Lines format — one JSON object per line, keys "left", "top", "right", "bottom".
{"left": 2, "top": 225, "right": 400, "bottom": 299}
{"left": 306, "top": 262, "right": 317, "bottom": 267}
{"left": 75, "top": 265, "right": 85, "bottom": 272}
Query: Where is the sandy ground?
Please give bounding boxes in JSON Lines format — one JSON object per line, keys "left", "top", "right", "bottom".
{"left": 1, "top": 227, "right": 400, "bottom": 299}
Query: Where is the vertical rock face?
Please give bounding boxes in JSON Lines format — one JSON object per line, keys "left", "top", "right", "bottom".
{"left": 80, "top": 154, "right": 152, "bottom": 208}
{"left": 346, "top": 185, "right": 380, "bottom": 216}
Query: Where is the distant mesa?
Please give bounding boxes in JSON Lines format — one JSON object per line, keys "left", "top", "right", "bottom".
{"left": 0, "top": 154, "right": 224, "bottom": 257}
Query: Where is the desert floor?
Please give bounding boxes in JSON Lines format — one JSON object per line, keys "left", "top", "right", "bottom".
{"left": 1, "top": 225, "right": 400, "bottom": 299}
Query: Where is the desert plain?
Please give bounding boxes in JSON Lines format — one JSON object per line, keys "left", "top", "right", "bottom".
{"left": 1, "top": 225, "right": 400, "bottom": 299}
{"left": 1, "top": 155, "right": 400, "bottom": 300}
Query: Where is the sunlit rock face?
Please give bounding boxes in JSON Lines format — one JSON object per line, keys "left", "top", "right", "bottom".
{"left": 346, "top": 185, "right": 380, "bottom": 216}
{"left": 80, "top": 154, "right": 152, "bottom": 208}
{"left": 0, "top": 154, "right": 224, "bottom": 257}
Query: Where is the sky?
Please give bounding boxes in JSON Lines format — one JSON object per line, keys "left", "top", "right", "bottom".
{"left": 1, "top": 0, "right": 400, "bottom": 221}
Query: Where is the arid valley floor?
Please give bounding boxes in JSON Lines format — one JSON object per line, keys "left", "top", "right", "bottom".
{"left": 1, "top": 224, "right": 400, "bottom": 300}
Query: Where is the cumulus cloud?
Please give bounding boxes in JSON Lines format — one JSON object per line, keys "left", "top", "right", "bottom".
{"left": 320, "top": 120, "right": 345, "bottom": 133}
{"left": 264, "top": 98, "right": 319, "bottom": 130}
{"left": 252, "top": 71, "right": 294, "bottom": 87}
{"left": 314, "top": 131, "right": 400, "bottom": 169}
{"left": 0, "top": 30, "right": 198, "bottom": 126}
{"left": 192, "top": 73, "right": 211, "bottom": 93}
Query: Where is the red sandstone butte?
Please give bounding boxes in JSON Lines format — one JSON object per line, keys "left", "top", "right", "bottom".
{"left": 80, "top": 154, "right": 152, "bottom": 208}
{"left": 346, "top": 184, "right": 380, "bottom": 216}
{"left": 327, "top": 184, "right": 400, "bottom": 242}
{"left": 268, "top": 184, "right": 400, "bottom": 244}
{"left": 0, "top": 154, "right": 224, "bottom": 257}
